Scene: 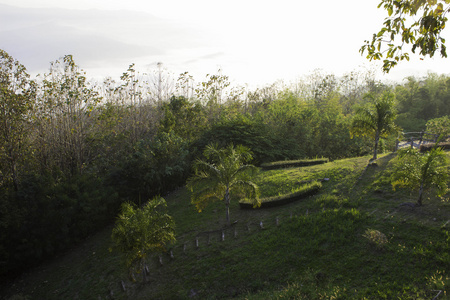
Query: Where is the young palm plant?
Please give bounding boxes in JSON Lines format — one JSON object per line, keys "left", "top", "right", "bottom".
{"left": 187, "top": 143, "right": 260, "bottom": 225}
{"left": 392, "top": 140, "right": 449, "bottom": 206}
{"left": 351, "top": 92, "right": 398, "bottom": 160}
{"left": 111, "top": 197, "right": 176, "bottom": 281}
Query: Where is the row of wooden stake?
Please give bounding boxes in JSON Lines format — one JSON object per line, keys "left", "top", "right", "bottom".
{"left": 156, "top": 211, "right": 312, "bottom": 266}
{"left": 119, "top": 211, "right": 308, "bottom": 294}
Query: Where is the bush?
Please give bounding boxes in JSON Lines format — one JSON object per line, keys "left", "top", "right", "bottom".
{"left": 111, "top": 197, "right": 175, "bottom": 281}
{"left": 111, "top": 131, "right": 191, "bottom": 201}
{"left": 363, "top": 228, "right": 389, "bottom": 249}
{"left": 195, "top": 116, "right": 305, "bottom": 165}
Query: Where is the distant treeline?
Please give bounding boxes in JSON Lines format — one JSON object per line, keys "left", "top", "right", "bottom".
{"left": 1, "top": 50, "right": 449, "bottom": 277}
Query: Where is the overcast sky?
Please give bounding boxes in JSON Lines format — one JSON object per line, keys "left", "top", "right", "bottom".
{"left": 1, "top": 0, "right": 450, "bottom": 87}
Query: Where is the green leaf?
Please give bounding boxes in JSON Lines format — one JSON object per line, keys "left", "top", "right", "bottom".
{"left": 435, "top": 3, "right": 444, "bottom": 14}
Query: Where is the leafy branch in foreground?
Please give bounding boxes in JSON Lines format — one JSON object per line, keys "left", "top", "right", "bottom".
{"left": 361, "top": 0, "right": 450, "bottom": 73}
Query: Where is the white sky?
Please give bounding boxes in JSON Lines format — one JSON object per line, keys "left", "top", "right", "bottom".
{"left": 1, "top": 0, "right": 450, "bottom": 87}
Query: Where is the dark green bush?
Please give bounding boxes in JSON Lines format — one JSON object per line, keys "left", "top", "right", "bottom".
{"left": 111, "top": 131, "right": 191, "bottom": 201}
{"left": 195, "top": 116, "right": 304, "bottom": 165}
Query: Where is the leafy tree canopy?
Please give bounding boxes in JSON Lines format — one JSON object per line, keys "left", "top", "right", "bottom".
{"left": 361, "top": 0, "right": 450, "bottom": 72}
{"left": 426, "top": 115, "right": 450, "bottom": 137}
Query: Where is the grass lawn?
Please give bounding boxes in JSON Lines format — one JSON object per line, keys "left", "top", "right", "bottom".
{"left": 2, "top": 152, "right": 449, "bottom": 299}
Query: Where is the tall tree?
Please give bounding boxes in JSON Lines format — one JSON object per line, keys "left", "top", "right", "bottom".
{"left": 361, "top": 0, "right": 450, "bottom": 72}
{"left": 0, "top": 49, "right": 35, "bottom": 191}
{"left": 187, "top": 143, "right": 260, "bottom": 225}
{"left": 35, "top": 55, "right": 102, "bottom": 176}
{"left": 351, "top": 92, "right": 399, "bottom": 160}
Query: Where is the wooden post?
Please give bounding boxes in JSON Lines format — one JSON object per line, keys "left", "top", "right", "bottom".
{"left": 221, "top": 230, "right": 225, "bottom": 242}
{"left": 276, "top": 217, "right": 279, "bottom": 226}
{"left": 195, "top": 237, "right": 199, "bottom": 248}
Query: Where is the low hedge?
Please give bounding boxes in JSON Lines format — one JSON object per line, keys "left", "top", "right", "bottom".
{"left": 260, "top": 158, "right": 329, "bottom": 170}
{"left": 240, "top": 181, "right": 322, "bottom": 209}
{"left": 419, "top": 142, "right": 450, "bottom": 152}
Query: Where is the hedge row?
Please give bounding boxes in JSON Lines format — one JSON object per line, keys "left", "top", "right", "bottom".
{"left": 419, "top": 142, "right": 450, "bottom": 152}
{"left": 239, "top": 181, "right": 322, "bottom": 209}
{"left": 260, "top": 158, "right": 329, "bottom": 170}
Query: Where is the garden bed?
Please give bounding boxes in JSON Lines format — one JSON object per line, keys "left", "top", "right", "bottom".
{"left": 240, "top": 181, "right": 322, "bottom": 209}
{"left": 260, "top": 158, "right": 329, "bottom": 170}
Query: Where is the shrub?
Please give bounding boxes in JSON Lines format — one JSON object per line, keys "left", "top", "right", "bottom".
{"left": 363, "top": 228, "right": 388, "bottom": 249}
{"left": 111, "top": 197, "right": 175, "bottom": 281}
{"left": 195, "top": 116, "right": 305, "bottom": 165}
{"left": 112, "top": 131, "right": 190, "bottom": 201}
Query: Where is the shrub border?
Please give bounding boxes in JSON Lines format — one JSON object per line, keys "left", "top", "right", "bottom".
{"left": 419, "top": 142, "right": 450, "bottom": 152}
{"left": 260, "top": 158, "right": 329, "bottom": 170}
{"left": 239, "top": 181, "right": 322, "bottom": 209}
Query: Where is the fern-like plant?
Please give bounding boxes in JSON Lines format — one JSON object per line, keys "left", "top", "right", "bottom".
{"left": 392, "top": 142, "right": 449, "bottom": 206}
{"left": 111, "top": 197, "right": 175, "bottom": 281}
{"left": 187, "top": 143, "right": 260, "bottom": 225}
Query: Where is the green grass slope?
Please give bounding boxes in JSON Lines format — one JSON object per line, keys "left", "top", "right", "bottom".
{"left": 2, "top": 153, "right": 449, "bottom": 300}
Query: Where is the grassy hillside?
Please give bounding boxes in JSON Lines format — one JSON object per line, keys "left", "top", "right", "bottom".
{"left": 2, "top": 153, "right": 449, "bottom": 299}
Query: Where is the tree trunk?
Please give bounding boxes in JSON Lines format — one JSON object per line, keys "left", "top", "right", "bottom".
{"left": 417, "top": 181, "right": 424, "bottom": 206}
{"left": 373, "top": 131, "right": 380, "bottom": 160}
{"left": 225, "top": 186, "right": 230, "bottom": 225}
{"left": 142, "top": 265, "right": 147, "bottom": 282}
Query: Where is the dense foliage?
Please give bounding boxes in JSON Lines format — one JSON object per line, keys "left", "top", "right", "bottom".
{"left": 351, "top": 92, "right": 399, "bottom": 160}
{"left": 187, "top": 143, "right": 260, "bottom": 224}
{"left": 111, "top": 197, "right": 175, "bottom": 282}
{"left": 392, "top": 145, "right": 449, "bottom": 205}
{"left": 1, "top": 49, "right": 449, "bottom": 277}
